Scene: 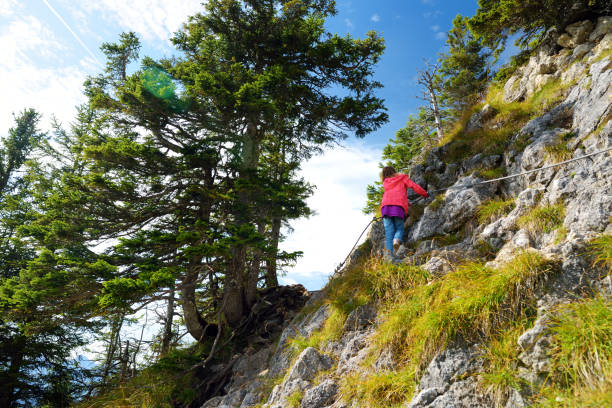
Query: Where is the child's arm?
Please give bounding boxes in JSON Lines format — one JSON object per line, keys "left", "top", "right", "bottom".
{"left": 403, "top": 175, "right": 429, "bottom": 198}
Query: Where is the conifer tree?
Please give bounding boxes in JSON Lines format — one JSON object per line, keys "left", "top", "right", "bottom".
{"left": 469, "top": 0, "right": 611, "bottom": 57}
{"left": 30, "top": 0, "right": 387, "bottom": 348}
{"left": 0, "top": 110, "right": 97, "bottom": 407}
{"left": 438, "top": 15, "right": 490, "bottom": 116}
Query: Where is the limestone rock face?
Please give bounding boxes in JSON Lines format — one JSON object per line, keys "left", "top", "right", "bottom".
{"left": 406, "top": 346, "right": 491, "bottom": 408}
{"left": 565, "top": 20, "right": 594, "bottom": 44}
{"left": 198, "top": 25, "right": 611, "bottom": 408}
{"left": 589, "top": 16, "right": 612, "bottom": 41}
{"left": 410, "top": 175, "right": 497, "bottom": 241}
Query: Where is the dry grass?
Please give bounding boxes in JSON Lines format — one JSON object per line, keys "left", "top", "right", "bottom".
{"left": 517, "top": 203, "right": 565, "bottom": 235}
{"left": 534, "top": 296, "right": 612, "bottom": 407}
{"left": 477, "top": 198, "right": 516, "bottom": 224}
{"left": 340, "top": 251, "right": 557, "bottom": 407}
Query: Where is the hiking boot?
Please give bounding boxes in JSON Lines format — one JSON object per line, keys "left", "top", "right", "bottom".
{"left": 393, "top": 238, "right": 401, "bottom": 252}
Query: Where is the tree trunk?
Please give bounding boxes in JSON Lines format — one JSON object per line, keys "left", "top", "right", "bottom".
{"left": 265, "top": 216, "right": 281, "bottom": 287}
{"left": 103, "top": 314, "right": 123, "bottom": 382}
{"left": 161, "top": 287, "right": 175, "bottom": 354}
{"left": 180, "top": 263, "right": 211, "bottom": 342}
{"left": 429, "top": 88, "right": 444, "bottom": 142}
{"left": 0, "top": 335, "right": 25, "bottom": 408}
{"left": 417, "top": 64, "right": 444, "bottom": 142}
{"left": 222, "top": 121, "right": 261, "bottom": 327}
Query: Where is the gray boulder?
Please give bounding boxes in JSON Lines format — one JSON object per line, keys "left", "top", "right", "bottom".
{"left": 565, "top": 20, "right": 594, "bottom": 45}
{"left": 589, "top": 15, "right": 612, "bottom": 42}
{"left": 300, "top": 379, "right": 338, "bottom": 408}
{"left": 411, "top": 175, "right": 497, "bottom": 241}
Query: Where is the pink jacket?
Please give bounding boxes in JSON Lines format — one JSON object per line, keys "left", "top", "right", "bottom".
{"left": 381, "top": 174, "right": 428, "bottom": 214}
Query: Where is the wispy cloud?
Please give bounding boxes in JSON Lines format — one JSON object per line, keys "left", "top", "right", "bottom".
{"left": 0, "top": 15, "right": 89, "bottom": 131}
{"left": 430, "top": 24, "right": 446, "bottom": 41}
{"left": 344, "top": 17, "right": 353, "bottom": 29}
{"left": 423, "top": 10, "right": 442, "bottom": 19}
{"left": 371, "top": 13, "right": 380, "bottom": 23}
{"left": 0, "top": 0, "right": 19, "bottom": 16}
{"left": 85, "top": 0, "right": 202, "bottom": 44}
{"left": 41, "top": 0, "right": 102, "bottom": 66}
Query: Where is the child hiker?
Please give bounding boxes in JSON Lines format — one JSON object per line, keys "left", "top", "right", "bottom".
{"left": 380, "top": 166, "right": 428, "bottom": 259}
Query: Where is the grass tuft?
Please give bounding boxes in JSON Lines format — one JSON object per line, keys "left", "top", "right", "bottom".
{"left": 341, "top": 251, "right": 557, "bottom": 407}
{"left": 588, "top": 234, "right": 612, "bottom": 272}
{"left": 517, "top": 203, "right": 565, "bottom": 235}
{"left": 480, "top": 316, "right": 535, "bottom": 407}
{"left": 534, "top": 296, "right": 612, "bottom": 407}
{"left": 287, "top": 390, "right": 304, "bottom": 407}
{"left": 544, "top": 131, "right": 574, "bottom": 163}
{"left": 429, "top": 194, "right": 445, "bottom": 211}
{"left": 478, "top": 198, "right": 516, "bottom": 224}
{"left": 341, "top": 367, "right": 416, "bottom": 406}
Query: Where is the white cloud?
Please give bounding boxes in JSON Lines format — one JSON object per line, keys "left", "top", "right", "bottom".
{"left": 0, "top": 0, "right": 19, "bottom": 17}
{"left": 371, "top": 13, "right": 380, "bottom": 23}
{"left": 423, "top": 10, "right": 442, "bottom": 19}
{"left": 430, "top": 24, "right": 446, "bottom": 41}
{"left": 85, "top": 0, "right": 203, "bottom": 43}
{"left": 0, "top": 15, "right": 88, "bottom": 132}
{"left": 280, "top": 142, "right": 381, "bottom": 289}
{"left": 344, "top": 18, "right": 353, "bottom": 29}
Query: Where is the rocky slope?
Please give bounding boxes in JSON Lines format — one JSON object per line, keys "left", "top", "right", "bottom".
{"left": 197, "top": 17, "right": 611, "bottom": 408}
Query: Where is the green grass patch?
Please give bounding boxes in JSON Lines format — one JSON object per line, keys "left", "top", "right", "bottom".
{"left": 289, "top": 259, "right": 431, "bottom": 355}
{"left": 534, "top": 296, "right": 612, "bottom": 407}
{"left": 439, "top": 78, "right": 574, "bottom": 164}
{"left": 588, "top": 234, "right": 612, "bottom": 272}
{"left": 545, "top": 132, "right": 574, "bottom": 163}
{"left": 517, "top": 203, "right": 565, "bottom": 235}
{"left": 554, "top": 226, "right": 568, "bottom": 245}
{"left": 590, "top": 47, "right": 612, "bottom": 65}
{"left": 429, "top": 194, "right": 445, "bottom": 211}
{"left": 477, "top": 166, "right": 507, "bottom": 180}
{"left": 341, "top": 251, "right": 557, "bottom": 407}
{"left": 341, "top": 367, "right": 416, "bottom": 407}
{"left": 75, "top": 347, "right": 203, "bottom": 408}
{"left": 287, "top": 390, "right": 304, "bottom": 407}
{"left": 480, "top": 316, "right": 535, "bottom": 407}
{"left": 477, "top": 198, "right": 516, "bottom": 224}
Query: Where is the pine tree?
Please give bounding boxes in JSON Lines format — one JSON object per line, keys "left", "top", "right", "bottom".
{"left": 0, "top": 110, "right": 97, "bottom": 407}
{"left": 29, "top": 0, "right": 387, "bottom": 349}
{"left": 438, "top": 15, "right": 491, "bottom": 116}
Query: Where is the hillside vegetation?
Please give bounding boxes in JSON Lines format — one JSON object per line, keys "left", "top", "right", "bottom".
{"left": 0, "top": 1, "right": 610, "bottom": 407}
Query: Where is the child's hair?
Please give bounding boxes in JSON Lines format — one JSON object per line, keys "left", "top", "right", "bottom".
{"left": 381, "top": 166, "right": 396, "bottom": 181}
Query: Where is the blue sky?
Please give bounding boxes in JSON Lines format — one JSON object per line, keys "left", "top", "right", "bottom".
{"left": 1, "top": 0, "right": 482, "bottom": 291}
